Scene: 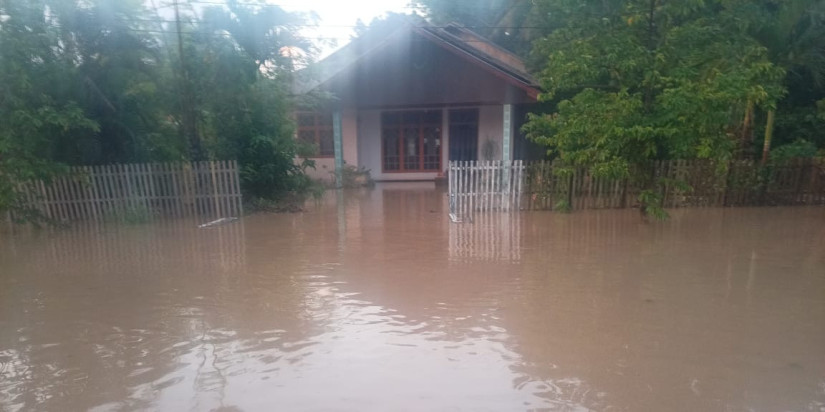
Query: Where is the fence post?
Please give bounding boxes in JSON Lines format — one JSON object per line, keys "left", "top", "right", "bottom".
{"left": 462, "top": 161, "right": 468, "bottom": 215}
{"left": 232, "top": 160, "right": 243, "bottom": 216}
{"left": 516, "top": 160, "right": 524, "bottom": 210}
{"left": 457, "top": 161, "right": 464, "bottom": 215}
{"left": 448, "top": 161, "right": 453, "bottom": 214}
{"left": 210, "top": 160, "right": 221, "bottom": 219}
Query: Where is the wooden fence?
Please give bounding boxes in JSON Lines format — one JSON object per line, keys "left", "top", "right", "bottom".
{"left": 14, "top": 161, "right": 243, "bottom": 223}
{"left": 448, "top": 158, "right": 825, "bottom": 214}
{"left": 524, "top": 158, "right": 825, "bottom": 210}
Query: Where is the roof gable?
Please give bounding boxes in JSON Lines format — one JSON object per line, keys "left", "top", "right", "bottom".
{"left": 295, "top": 21, "right": 539, "bottom": 102}
{"left": 414, "top": 24, "right": 535, "bottom": 91}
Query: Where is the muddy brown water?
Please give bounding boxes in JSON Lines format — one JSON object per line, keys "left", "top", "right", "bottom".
{"left": 1, "top": 184, "right": 824, "bottom": 411}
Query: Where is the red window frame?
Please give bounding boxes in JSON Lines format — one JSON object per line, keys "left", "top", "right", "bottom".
{"left": 381, "top": 110, "right": 442, "bottom": 173}
{"left": 296, "top": 112, "right": 334, "bottom": 158}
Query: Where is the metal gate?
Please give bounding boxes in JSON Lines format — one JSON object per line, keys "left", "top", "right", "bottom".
{"left": 448, "top": 160, "right": 524, "bottom": 219}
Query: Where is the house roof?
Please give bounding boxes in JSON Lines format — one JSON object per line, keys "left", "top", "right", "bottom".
{"left": 294, "top": 21, "right": 540, "bottom": 100}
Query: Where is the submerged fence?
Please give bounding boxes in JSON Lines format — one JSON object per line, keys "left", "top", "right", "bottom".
{"left": 449, "top": 158, "right": 825, "bottom": 214}
{"left": 448, "top": 160, "right": 525, "bottom": 215}
{"left": 14, "top": 160, "right": 243, "bottom": 223}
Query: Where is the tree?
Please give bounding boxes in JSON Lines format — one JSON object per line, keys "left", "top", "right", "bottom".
{"left": 181, "top": 1, "right": 318, "bottom": 199}
{"left": 522, "top": 0, "right": 785, "bottom": 217}
{"left": 0, "top": 0, "right": 321, "bottom": 221}
{"left": 413, "top": 0, "right": 553, "bottom": 55}
{"left": 0, "top": 0, "right": 100, "bottom": 220}
{"left": 744, "top": 0, "right": 825, "bottom": 164}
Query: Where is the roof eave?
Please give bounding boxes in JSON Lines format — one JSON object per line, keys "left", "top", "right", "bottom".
{"left": 411, "top": 26, "right": 540, "bottom": 101}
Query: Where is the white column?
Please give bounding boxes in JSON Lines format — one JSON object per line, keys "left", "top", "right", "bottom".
{"left": 502, "top": 104, "right": 512, "bottom": 195}
{"left": 441, "top": 107, "right": 449, "bottom": 175}
{"left": 333, "top": 110, "right": 343, "bottom": 189}
{"left": 502, "top": 104, "right": 512, "bottom": 163}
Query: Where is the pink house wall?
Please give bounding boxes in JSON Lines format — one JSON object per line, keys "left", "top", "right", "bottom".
{"left": 356, "top": 105, "right": 512, "bottom": 182}
{"left": 304, "top": 105, "right": 514, "bottom": 183}
{"left": 303, "top": 108, "right": 359, "bottom": 183}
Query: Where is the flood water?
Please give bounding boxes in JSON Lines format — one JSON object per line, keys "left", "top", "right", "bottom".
{"left": 1, "top": 184, "right": 824, "bottom": 411}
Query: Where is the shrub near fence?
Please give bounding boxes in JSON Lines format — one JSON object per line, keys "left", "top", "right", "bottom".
{"left": 524, "top": 161, "right": 631, "bottom": 210}
{"left": 14, "top": 160, "right": 243, "bottom": 223}
{"left": 523, "top": 158, "right": 825, "bottom": 210}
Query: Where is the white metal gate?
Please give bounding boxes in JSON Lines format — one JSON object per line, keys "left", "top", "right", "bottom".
{"left": 448, "top": 160, "right": 524, "bottom": 218}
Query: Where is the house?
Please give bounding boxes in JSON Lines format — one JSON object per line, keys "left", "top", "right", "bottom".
{"left": 294, "top": 21, "right": 543, "bottom": 184}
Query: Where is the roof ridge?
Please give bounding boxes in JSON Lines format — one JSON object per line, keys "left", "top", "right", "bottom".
{"left": 441, "top": 22, "right": 526, "bottom": 64}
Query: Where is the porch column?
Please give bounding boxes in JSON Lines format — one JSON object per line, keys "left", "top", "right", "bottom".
{"left": 333, "top": 110, "right": 343, "bottom": 189}
{"left": 502, "top": 104, "right": 512, "bottom": 163}
{"left": 502, "top": 104, "right": 512, "bottom": 196}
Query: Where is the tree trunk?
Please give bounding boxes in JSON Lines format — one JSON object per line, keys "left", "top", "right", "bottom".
{"left": 740, "top": 99, "right": 754, "bottom": 158}
{"left": 761, "top": 109, "right": 776, "bottom": 166}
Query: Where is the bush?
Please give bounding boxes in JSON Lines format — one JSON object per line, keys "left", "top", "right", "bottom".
{"left": 334, "top": 164, "right": 374, "bottom": 188}
{"left": 770, "top": 139, "right": 818, "bottom": 165}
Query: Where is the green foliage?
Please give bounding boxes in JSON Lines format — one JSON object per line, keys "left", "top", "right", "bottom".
{"left": 412, "top": 0, "right": 554, "bottom": 55}
{"left": 414, "top": 0, "right": 825, "bottom": 216}
{"left": 418, "top": 0, "right": 825, "bottom": 163}
{"left": 246, "top": 179, "right": 325, "bottom": 213}
{"left": 0, "top": 0, "right": 319, "bottom": 220}
{"left": 0, "top": 0, "right": 100, "bottom": 218}
{"left": 747, "top": 1, "right": 825, "bottom": 158}
{"left": 335, "top": 164, "right": 373, "bottom": 188}
{"left": 638, "top": 189, "right": 668, "bottom": 221}
{"left": 522, "top": 0, "right": 797, "bottom": 216}
{"left": 770, "top": 139, "right": 819, "bottom": 164}
{"left": 169, "top": 2, "right": 317, "bottom": 201}
{"left": 553, "top": 199, "right": 571, "bottom": 213}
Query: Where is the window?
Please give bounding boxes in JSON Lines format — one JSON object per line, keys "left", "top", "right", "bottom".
{"left": 297, "top": 112, "right": 334, "bottom": 157}
{"left": 382, "top": 110, "right": 442, "bottom": 172}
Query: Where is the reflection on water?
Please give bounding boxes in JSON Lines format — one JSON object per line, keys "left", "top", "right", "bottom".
{"left": 449, "top": 212, "right": 522, "bottom": 262}
{"left": 1, "top": 185, "right": 824, "bottom": 411}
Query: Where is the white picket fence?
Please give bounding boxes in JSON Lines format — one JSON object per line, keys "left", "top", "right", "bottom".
{"left": 14, "top": 161, "right": 242, "bottom": 223}
{"left": 448, "top": 160, "right": 525, "bottom": 216}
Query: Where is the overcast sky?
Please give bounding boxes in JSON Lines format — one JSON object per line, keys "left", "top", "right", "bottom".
{"left": 280, "top": 0, "right": 414, "bottom": 56}
{"left": 152, "top": 0, "right": 415, "bottom": 58}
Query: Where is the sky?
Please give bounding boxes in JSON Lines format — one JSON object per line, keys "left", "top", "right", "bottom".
{"left": 152, "top": 0, "right": 416, "bottom": 58}
{"left": 278, "top": 0, "right": 415, "bottom": 57}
